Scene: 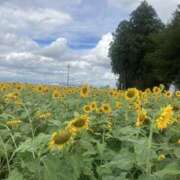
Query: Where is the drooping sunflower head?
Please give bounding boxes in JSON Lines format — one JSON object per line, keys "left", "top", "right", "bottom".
{"left": 48, "top": 129, "right": 72, "bottom": 151}
{"left": 68, "top": 114, "right": 89, "bottom": 133}
{"left": 136, "top": 109, "right": 148, "bottom": 127}
{"left": 80, "top": 84, "right": 90, "bottom": 97}
{"left": 125, "top": 88, "right": 139, "bottom": 100}
{"left": 156, "top": 105, "right": 173, "bottom": 130}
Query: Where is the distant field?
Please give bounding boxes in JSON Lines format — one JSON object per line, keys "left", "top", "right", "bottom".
{"left": 0, "top": 83, "right": 180, "bottom": 180}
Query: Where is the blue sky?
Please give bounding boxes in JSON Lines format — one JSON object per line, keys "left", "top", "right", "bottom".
{"left": 0, "top": 0, "right": 179, "bottom": 86}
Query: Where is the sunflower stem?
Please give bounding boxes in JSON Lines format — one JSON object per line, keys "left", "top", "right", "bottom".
{"left": 0, "top": 136, "right": 10, "bottom": 174}
{"left": 146, "top": 118, "right": 154, "bottom": 176}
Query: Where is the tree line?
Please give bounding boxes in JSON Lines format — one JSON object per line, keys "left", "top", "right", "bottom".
{"left": 109, "top": 1, "right": 180, "bottom": 89}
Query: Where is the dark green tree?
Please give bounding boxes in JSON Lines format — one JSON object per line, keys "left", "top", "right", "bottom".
{"left": 109, "top": 1, "right": 163, "bottom": 89}
{"left": 109, "top": 20, "right": 133, "bottom": 89}
{"left": 144, "top": 5, "right": 180, "bottom": 88}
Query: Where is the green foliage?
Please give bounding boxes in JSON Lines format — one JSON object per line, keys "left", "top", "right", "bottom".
{"left": 0, "top": 83, "right": 180, "bottom": 180}
{"left": 109, "top": 1, "right": 180, "bottom": 89}
{"left": 144, "top": 5, "right": 180, "bottom": 88}
{"left": 109, "top": 1, "right": 163, "bottom": 89}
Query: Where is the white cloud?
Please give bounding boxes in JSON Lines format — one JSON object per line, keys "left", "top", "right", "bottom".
{"left": 148, "top": 0, "right": 179, "bottom": 22}
{"left": 108, "top": 0, "right": 139, "bottom": 8}
{"left": 40, "top": 38, "right": 69, "bottom": 58}
{"left": 0, "top": 33, "right": 39, "bottom": 54}
{"left": 108, "top": 0, "right": 179, "bottom": 23}
{"left": 0, "top": 32, "right": 117, "bottom": 87}
{"left": 83, "top": 33, "right": 113, "bottom": 68}
{"left": 0, "top": 5, "right": 72, "bottom": 38}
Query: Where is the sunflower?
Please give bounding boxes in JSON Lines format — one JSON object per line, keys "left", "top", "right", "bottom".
{"left": 164, "top": 91, "right": 172, "bottom": 98}
{"left": 152, "top": 86, "right": 161, "bottom": 94}
{"left": 134, "top": 101, "right": 141, "bottom": 111}
{"left": 16, "top": 84, "right": 23, "bottom": 91}
{"left": 156, "top": 105, "right": 173, "bottom": 130}
{"left": 145, "top": 88, "right": 151, "bottom": 94}
{"left": 48, "top": 129, "right": 72, "bottom": 150}
{"left": 136, "top": 109, "right": 148, "bottom": 127}
{"left": 6, "top": 119, "right": 22, "bottom": 128}
{"left": 115, "top": 101, "right": 122, "bottom": 109}
{"left": 4, "top": 92, "right": 19, "bottom": 101}
{"left": 177, "top": 139, "right": 180, "bottom": 144}
{"left": 109, "top": 90, "right": 118, "bottom": 98}
{"left": 52, "top": 90, "right": 61, "bottom": 99}
{"left": 158, "top": 154, "right": 165, "bottom": 161}
{"left": 125, "top": 88, "right": 139, "bottom": 100}
{"left": 83, "top": 105, "right": 92, "bottom": 113}
{"left": 67, "top": 114, "right": 89, "bottom": 133}
{"left": 42, "top": 86, "right": 49, "bottom": 93}
{"left": 100, "top": 103, "right": 112, "bottom": 113}
{"left": 15, "top": 99, "right": 23, "bottom": 107}
{"left": 175, "top": 91, "right": 180, "bottom": 97}
{"left": 80, "top": 84, "right": 90, "bottom": 97}
{"left": 36, "top": 111, "right": 52, "bottom": 120}
{"left": 90, "top": 101, "right": 97, "bottom": 111}
{"left": 36, "top": 85, "right": 43, "bottom": 93}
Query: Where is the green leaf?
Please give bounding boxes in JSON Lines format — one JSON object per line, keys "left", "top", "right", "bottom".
{"left": 7, "top": 169, "right": 24, "bottom": 180}
{"left": 153, "top": 162, "right": 180, "bottom": 177}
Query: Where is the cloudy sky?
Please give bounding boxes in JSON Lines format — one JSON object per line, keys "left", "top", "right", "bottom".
{"left": 0, "top": 0, "right": 179, "bottom": 87}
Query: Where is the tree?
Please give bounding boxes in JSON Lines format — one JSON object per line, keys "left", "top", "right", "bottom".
{"left": 109, "top": 1, "right": 163, "bottom": 89}
{"left": 144, "top": 5, "right": 180, "bottom": 88}
{"left": 109, "top": 20, "right": 133, "bottom": 89}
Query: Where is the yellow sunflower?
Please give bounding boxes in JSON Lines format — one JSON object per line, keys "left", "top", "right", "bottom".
{"left": 42, "top": 86, "right": 49, "bottom": 93}
{"left": 5, "top": 92, "right": 19, "bottom": 101}
{"left": 67, "top": 114, "right": 89, "bottom": 133}
{"left": 156, "top": 105, "right": 173, "bottom": 130}
{"left": 136, "top": 108, "right": 148, "bottom": 127}
{"left": 100, "top": 103, "right": 112, "bottom": 113}
{"left": 125, "top": 88, "right": 139, "bottom": 100}
{"left": 15, "top": 84, "right": 23, "bottom": 91}
{"left": 52, "top": 90, "right": 61, "bottom": 99}
{"left": 158, "top": 154, "right": 165, "bottom": 161}
{"left": 90, "top": 101, "right": 97, "bottom": 111}
{"left": 80, "top": 84, "right": 90, "bottom": 97}
{"left": 145, "top": 88, "right": 151, "bottom": 94}
{"left": 177, "top": 139, "right": 180, "bottom": 144}
{"left": 152, "top": 86, "right": 161, "bottom": 94}
{"left": 175, "top": 91, "right": 180, "bottom": 97}
{"left": 36, "top": 111, "right": 52, "bottom": 120}
{"left": 6, "top": 119, "right": 22, "bottom": 128}
{"left": 83, "top": 105, "right": 92, "bottom": 113}
{"left": 36, "top": 85, "right": 43, "bottom": 93}
{"left": 164, "top": 91, "right": 172, "bottom": 98}
{"left": 115, "top": 101, "right": 122, "bottom": 109}
{"left": 48, "top": 129, "right": 72, "bottom": 150}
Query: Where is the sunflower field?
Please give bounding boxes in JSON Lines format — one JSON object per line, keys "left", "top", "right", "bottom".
{"left": 0, "top": 82, "right": 180, "bottom": 180}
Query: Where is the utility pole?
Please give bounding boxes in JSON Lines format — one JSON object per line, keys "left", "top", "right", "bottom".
{"left": 67, "top": 64, "right": 70, "bottom": 86}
